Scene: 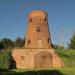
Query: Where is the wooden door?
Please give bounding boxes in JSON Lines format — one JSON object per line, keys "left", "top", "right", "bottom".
{"left": 34, "top": 51, "right": 52, "bottom": 69}
{"left": 37, "top": 40, "right": 42, "bottom": 48}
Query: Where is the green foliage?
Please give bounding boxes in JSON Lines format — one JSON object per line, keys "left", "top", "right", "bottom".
{"left": 0, "top": 37, "right": 25, "bottom": 51}
{"left": 52, "top": 44, "right": 64, "bottom": 49}
{"left": 55, "top": 49, "right": 75, "bottom": 68}
{"left": 0, "top": 51, "right": 11, "bottom": 69}
{"left": 0, "top": 69, "right": 65, "bottom": 75}
{"left": 0, "top": 42, "right": 4, "bottom": 50}
{"left": 0, "top": 38, "right": 14, "bottom": 50}
{"left": 14, "top": 37, "right": 25, "bottom": 48}
{"left": 68, "top": 33, "right": 75, "bottom": 49}
{"left": 1, "top": 69, "right": 75, "bottom": 75}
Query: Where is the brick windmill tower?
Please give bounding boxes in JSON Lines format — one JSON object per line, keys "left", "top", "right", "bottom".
{"left": 12, "top": 10, "right": 63, "bottom": 69}
{"left": 25, "top": 10, "right": 51, "bottom": 49}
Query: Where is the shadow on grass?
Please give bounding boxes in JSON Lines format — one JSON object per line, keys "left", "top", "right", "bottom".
{"left": 0, "top": 70, "right": 65, "bottom": 75}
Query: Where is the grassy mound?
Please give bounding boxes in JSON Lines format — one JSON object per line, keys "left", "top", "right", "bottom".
{"left": 55, "top": 49, "right": 75, "bottom": 68}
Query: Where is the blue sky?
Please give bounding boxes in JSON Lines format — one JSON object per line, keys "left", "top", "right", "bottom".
{"left": 0, "top": 0, "right": 75, "bottom": 47}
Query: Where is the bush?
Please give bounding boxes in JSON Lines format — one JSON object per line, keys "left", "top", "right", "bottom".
{"left": 0, "top": 42, "right": 4, "bottom": 51}
{"left": 52, "top": 44, "right": 64, "bottom": 49}
{"left": 68, "top": 32, "right": 75, "bottom": 49}
{"left": 0, "top": 51, "right": 11, "bottom": 69}
{"left": 14, "top": 37, "right": 25, "bottom": 48}
{"left": 0, "top": 38, "right": 14, "bottom": 50}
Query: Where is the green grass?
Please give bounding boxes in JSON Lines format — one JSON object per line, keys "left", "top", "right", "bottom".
{"left": 1, "top": 68, "right": 75, "bottom": 75}
{"left": 55, "top": 49, "right": 75, "bottom": 68}
{"left": 0, "top": 48, "right": 75, "bottom": 75}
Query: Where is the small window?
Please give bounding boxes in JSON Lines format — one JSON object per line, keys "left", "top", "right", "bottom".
{"left": 45, "top": 18, "right": 47, "bottom": 23}
{"left": 48, "top": 38, "right": 50, "bottom": 43}
{"left": 21, "top": 56, "right": 25, "bottom": 60}
{"left": 37, "top": 28, "right": 40, "bottom": 32}
{"left": 45, "top": 18, "right": 46, "bottom": 22}
{"left": 36, "top": 27, "right": 41, "bottom": 32}
{"left": 29, "top": 18, "right": 32, "bottom": 22}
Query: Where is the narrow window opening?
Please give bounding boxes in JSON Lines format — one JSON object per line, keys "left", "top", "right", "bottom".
{"left": 29, "top": 18, "right": 32, "bottom": 22}
{"left": 45, "top": 18, "right": 47, "bottom": 23}
{"left": 48, "top": 38, "right": 50, "bottom": 43}
{"left": 37, "top": 28, "right": 40, "bottom": 32}
{"left": 45, "top": 18, "right": 46, "bottom": 22}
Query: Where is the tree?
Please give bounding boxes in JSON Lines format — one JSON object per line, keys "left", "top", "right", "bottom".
{"left": 0, "top": 38, "right": 14, "bottom": 50}
{"left": 52, "top": 44, "right": 64, "bottom": 49}
{"left": 0, "top": 42, "right": 4, "bottom": 51}
{"left": 68, "top": 32, "right": 75, "bottom": 49}
{"left": 14, "top": 37, "right": 25, "bottom": 48}
{"left": 0, "top": 51, "right": 11, "bottom": 69}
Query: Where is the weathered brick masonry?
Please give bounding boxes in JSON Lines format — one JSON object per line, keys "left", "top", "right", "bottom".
{"left": 12, "top": 10, "right": 63, "bottom": 69}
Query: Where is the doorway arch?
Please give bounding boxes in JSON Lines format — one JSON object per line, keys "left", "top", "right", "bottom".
{"left": 34, "top": 51, "right": 52, "bottom": 69}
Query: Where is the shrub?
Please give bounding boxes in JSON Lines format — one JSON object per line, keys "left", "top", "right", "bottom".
{"left": 0, "top": 51, "right": 11, "bottom": 69}
{"left": 68, "top": 32, "right": 75, "bottom": 49}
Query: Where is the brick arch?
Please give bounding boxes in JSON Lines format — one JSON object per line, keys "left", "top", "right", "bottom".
{"left": 34, "top": 51, "right": 52, "bottom": 69}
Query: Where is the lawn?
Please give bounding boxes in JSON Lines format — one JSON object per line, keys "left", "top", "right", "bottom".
{"left": 55, "top": 49, "right": 75, "bottom": 68}
{"left": 0, "top": 68, "right": 75, "bottom": 75}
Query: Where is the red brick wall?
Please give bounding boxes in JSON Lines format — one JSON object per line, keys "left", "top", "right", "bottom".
{"left": 25, "top": 10, "right": 52, "bottom": 49}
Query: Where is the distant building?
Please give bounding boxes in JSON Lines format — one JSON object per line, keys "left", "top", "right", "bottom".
{"left": 12, "top": 10, "right": 63, "bottom": 69}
